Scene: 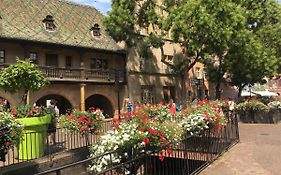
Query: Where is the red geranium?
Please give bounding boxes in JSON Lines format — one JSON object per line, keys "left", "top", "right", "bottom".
{"left": 143, "top": 138, "right": 150, "bottom": 145}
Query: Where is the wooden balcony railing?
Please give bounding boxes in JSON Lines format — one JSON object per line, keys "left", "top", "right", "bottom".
{"left": 39, "top": 66, "right": 126, "bottom": 83}
{"left": 0, "top": 64, "right": 126, "bottom": 83}
{"left": 40, "top": 66, "right": 82, "bottom": 80}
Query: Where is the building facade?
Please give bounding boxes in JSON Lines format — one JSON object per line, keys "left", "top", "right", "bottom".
{"left": 268, "top": 78, "right": 281, "bottom": 95}
{"left": 125, "top": 41, "right": 182, "bottom": 104}
{"left": 0, "top": 0, "right": 127, "bottom": 116}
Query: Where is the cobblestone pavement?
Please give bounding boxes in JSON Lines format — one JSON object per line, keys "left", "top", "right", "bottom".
{"left": 201, "top": 123, "right": 281, "bottom": 175}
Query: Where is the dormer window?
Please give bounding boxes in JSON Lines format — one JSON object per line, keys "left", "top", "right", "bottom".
{"left": 42, "top": 15, "right": 56, "bottom": 31}
{"left": 90, "top": 23, "right": 101, "bottom": 37}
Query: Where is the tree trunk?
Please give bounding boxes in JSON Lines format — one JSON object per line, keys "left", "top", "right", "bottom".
{"left": 180, "top": 73, "right": 187, "bottom": 108}
{"left": 238, "top": 84, "right": 248, "bottom": 102}
{"left": 22, "top": 90, "right": 29, "bottom": 105}
{"left": 238, "top": 85, "right": 243, "bottom": 101}
{"left": 215, "top": 82, "right": 221, "bottom": 100}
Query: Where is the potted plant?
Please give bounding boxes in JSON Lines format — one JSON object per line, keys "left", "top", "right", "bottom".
{"left": 236, "top": 100, "right": 270, "bottom": 123}
{"left": 59, "top": 108, "right": 105, "bottom": 137}
{"left": 268, "top": 101, "right": 281, "bottom": 123}
{"left": 0, "top": 111, "right": 23, "bottom": 161}
{"left": 0, "top": 58, "right": 50, "bottom": 159}
{"left": 10, "top": 105, "right": 53, "bottom": 159}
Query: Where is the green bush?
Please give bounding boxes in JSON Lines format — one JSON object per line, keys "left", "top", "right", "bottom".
{"left": 236, "top": 100, "right": 269, "bottom": 112}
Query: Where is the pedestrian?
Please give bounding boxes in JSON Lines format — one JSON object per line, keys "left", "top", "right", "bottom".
{"left": 228, "top": 98, "right": 235, "bottom": 116}
{"left": 168, "top": 99, "right": 176, "bottom": 120}
{"left": 47, "top": 100, "right": 57, "bottom": 144}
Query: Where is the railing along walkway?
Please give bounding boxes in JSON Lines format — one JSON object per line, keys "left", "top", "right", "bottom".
{"left": 0, "top": 119, "right": 113, "bottom": 167}
{"left": 34, "top": 115, "right": 240, "bottom": 175}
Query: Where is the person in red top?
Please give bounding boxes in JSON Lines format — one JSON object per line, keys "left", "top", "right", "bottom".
{"left": 168, "top": 99, "right": 176, "bottom": 120}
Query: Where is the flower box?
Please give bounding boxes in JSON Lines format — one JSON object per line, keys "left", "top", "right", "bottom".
{"left": 238, "top": 110, "right": 281, "bottom": 124}
{"left": 16, "top": 115, "right": 52, "bottom": 160}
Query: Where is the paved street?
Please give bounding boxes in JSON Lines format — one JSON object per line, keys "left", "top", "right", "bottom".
{"left": 201, "top": 123, "right": 281, "bottom": 175}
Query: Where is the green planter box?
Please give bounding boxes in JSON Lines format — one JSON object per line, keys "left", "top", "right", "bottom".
{"left": 16, "top": 115, "right": 52, "bottom": 160}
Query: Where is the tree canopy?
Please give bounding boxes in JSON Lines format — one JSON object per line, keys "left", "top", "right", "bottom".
{"left": 105, "top": 0, "right": 281, "bottom": 100}
{"left": 0, "top": 58, "right": 48, "bottom": 104}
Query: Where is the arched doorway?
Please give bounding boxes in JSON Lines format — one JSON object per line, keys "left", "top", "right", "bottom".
{"left": 36, "top": 94, "right": 72, "bottom": 114}
{"left": 0, "top": 96, "right": 10, "bottom": 109}
{"left": 85, "top": 94, "right": 114, "bottom": 117}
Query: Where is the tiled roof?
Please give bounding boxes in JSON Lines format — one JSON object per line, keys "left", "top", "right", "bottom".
{"left": 0, "top": 0, "right": 121, "bottom": 52}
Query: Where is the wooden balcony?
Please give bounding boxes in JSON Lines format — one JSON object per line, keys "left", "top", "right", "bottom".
{"left": 40, "top": 66, "right": 126, "bottom": 83}
{"left": 0, "top": 64, "right": 126, "bottom": 83}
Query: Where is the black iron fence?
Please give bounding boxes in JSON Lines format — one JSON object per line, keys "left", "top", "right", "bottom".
{"left": 0, "top": 119, "right": 113, "bottom": 167}
{"left": 34, "top": 115, "right": 239, "bottom": 175}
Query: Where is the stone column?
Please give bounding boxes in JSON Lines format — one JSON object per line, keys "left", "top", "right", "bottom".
{"left": 80, "top": 83, "right": 86, "bottom": 111}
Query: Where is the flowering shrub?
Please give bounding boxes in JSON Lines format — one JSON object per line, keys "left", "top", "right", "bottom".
{"left": 190, "top": 100, "right": 226, "bottom": 126}
{"left": 59, "top": 108, "right": 105, "bottom": 135}
{"left": 179, "top": 114, "right": 209, "bottom": 136}
{"left": 236, "top": 100, "right": 269, "bottom": 112}
{"left": 0, "top": 112, "right": 23, "bottom": 160}
{"left": 9, "top": 105, "right": 52, "bottom": 118}
{"left": 88, "top": 102, "right": 227, "bottom": 173}
{"left": 88, "top": 104, "right": 183, "bottom": 173}
{"left": 268, "top": 101, "right": 281, "bottom": 110}
{"left": 180, "top": 100, "right": 226, "bottom": 136}
{"left": 143, "top": 104, "right": 174, "bottom": 122}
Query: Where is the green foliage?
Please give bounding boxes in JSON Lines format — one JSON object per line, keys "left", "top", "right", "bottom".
{"left": 0, "top": 111, "right": 23, "bottom": 151}
{"left": 267, "top": 101, "right": 281, "bottom": 110}
{"left": 204, "top": 0, "right": 281, "bottom": 98}
{"left": 59, "top": 109, "right": 105, "bottom": 136}
{"left": 105, "top": 0, "right": 247, "bottom": 75}
{"left": 226, "top": 32, "right": 278, "bottom": 89}
{"left": 103, "top": 0, "right": 136, "bottom": 46}
{"left": 10, "top": 105, "right": 52, "bottom": 118}
{"left": 0, "top": 58, "right": 48, "bottom": 93}
{"left": 106, "top": 0, "right": 280, "bottom": 100}
{"left": 236, "top": 100, "right": 269, "bottom": 112}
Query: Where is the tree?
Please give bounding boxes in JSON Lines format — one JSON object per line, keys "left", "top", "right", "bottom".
{"left": 226, "top": 31, "right": 278, "bottom": 98}
{"left": 204, "top": 0, "right": 280, "bottom": 99}
{"left": 0, "top": 58, "right": 48, "bottom": 104}
{"left": 104, "top": 0, "right": 247, "bottom": 104}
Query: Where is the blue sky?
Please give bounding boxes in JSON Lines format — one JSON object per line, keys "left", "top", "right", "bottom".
{"left": 69, "top": 0, "right": 281, "bottom": 14}
{"left": 68, "top": 0, "right": 111, "bottom": 14}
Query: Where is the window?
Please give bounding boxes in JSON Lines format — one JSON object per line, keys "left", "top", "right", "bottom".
{"left": 46, "top": 54, "right": 58, "bottom": 67}
{"left": 163, "top": 86, "right": 175, "bottom": 103}
{"left": 165, "top": 55, "right": 174, "bottom": 63}
{"left": 90, "top": 23, "right": 101, "bottom": 37}
{"left": 42, "top": 15, "right": 56, "bottom": 31}
{"left": 65, "top": 56, "right": 72, "bottom": 68}
{"left": 29, "top": 52, "right": 38, "bottom": 64}
{"left": 141, "top": 86, "right": 155, "bottom": 104}
{"left": 140, "top": 57, "right": 145, "bottom": 71}
{"left": 0, "top": 50, "right": 5, "bottom": 63}
{"left": 90, "top": 58, "right": 108, "bottom": 69}
{"left": 195, "top": 67, "right": 201, "bottom": 79}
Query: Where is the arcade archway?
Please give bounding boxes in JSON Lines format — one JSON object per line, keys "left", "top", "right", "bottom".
{"left": 36, "top": 94, "right": 72, "bottom": 114}
{"left": 85, "top": 94, "right": 114, "bottom": 117}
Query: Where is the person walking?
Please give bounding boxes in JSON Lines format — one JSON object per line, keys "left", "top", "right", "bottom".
{"left": 47, "top": 100, "right": 58, "bottom": 144}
